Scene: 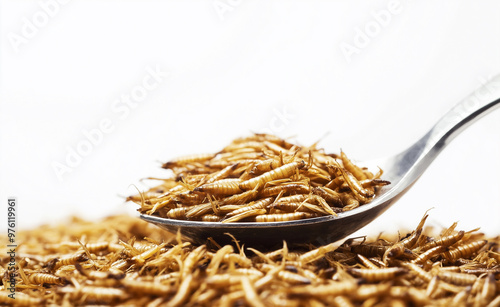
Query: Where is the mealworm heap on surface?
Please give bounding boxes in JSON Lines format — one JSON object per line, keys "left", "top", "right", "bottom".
{"left": 129, "top": 133, "right": 391, "bottom": 222}
{"left": 1, "top": 213, "right": 499, "bottom": 306}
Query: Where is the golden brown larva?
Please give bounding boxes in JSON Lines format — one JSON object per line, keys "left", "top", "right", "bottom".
{"left": 132, "top": 134, "right": 390, "bottom": 223}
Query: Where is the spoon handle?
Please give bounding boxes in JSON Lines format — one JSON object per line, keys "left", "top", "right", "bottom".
{"left": 427, "top": 75, "right": 500, "bottom": 151}
{"left": 393, "top": 75, "right": 500, "bottom": 182}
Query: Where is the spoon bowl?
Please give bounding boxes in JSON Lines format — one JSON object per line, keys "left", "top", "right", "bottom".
{"left": 142, "top": 75, "right": 500, "bottom": 247}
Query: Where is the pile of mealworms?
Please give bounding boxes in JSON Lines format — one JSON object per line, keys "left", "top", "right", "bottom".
{"left": 1, "top": 213, "right": 499, "bottom": 306}
{"left": 130, "top": 133, "right": 390, "bottom": 222}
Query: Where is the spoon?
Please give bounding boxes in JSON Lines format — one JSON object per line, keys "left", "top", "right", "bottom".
{"left": 141, "top": 75, "right": 500, "bottom": 248}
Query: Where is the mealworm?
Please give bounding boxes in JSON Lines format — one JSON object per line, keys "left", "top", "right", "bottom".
{"left": 255, "top": 212, "right": 317, "bottom": 222}
{"left": 347, "top": 267, "right": 407, "bottom": 281}
{"left": 444, "top": 240, "right": 488, "bottom": 262}
{"left": 194, "top": 179, "right": 243, "bottom": 195}
{"left": 239, "top": 161, "right": 306, "bottom": 190}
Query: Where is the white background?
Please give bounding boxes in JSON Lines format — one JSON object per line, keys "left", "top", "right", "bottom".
{"left": 1, "top": 0, "right": 499, "bottom": 238}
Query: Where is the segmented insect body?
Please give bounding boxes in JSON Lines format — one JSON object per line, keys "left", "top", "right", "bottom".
{"left": 401, "top": 262, "right": 433, "bottom": 283}
{"left": 255, "top": 212, "right": 316, "bottom": 222}
{"left": 166, "top": 274, "right": 194, "bottom": 307}
{"left": 382, "top": 243, "right": 406, "bottom": 263}
{"left": 302, "top": 168, "right": 331, "bottom": 183}
{"left": 239, "top": 161, "right": 306, "bottom": 190}
{"left": 297, "top": 268, "right": 322, "bottom": 284}
{"left": 276, "top": 270, "right": 311, "bottom": 284}
{"left": 233, "top": 268, "right": 265, "bottom": 277}
{"left": 274, "top": 194, "right": 309, "bottom": 204}
{"left": 265, "top": 294, "right": 301, "bottom": 307}
{"left": 251, "top": 157, "right": 284, "bottom": 175}
{"left": 207, "top": 245, "right": 234, "bottom": 276}
{"left": 28, "top": 273, "right": 66, "bottom": 285}
{"left": 353, "top": 283, "right": 391, "bottom": 301}
{"left": 481, "top": 273, "right": 496, "bottom": 303}
{"left": 351, "top": 244, "right": 388, "bottom": 257}
{"left": 406, "top": 288, "right": 431, "bottom": 305}
{"left": 217, "top": 188, "right": 260, "bottom": 207}
{"left": 312, "top": 187, "right": 343, "bottom": 207}
{"left": 425, "top": 275, "right": 440, "bottom": 298}
{"left": 444, "top": 240, "right": 488, "bottom": 262}
{"left": 191, "top": 289, "right": 219, "bottom": 305}
{"left": 340, "top": 194, "right": 360, "bottom": 210}
{"left": 186, "top": 203, "right": 213, "bottom": 218}
{"left": 421, "top": 230, "right": 465, "bottom": 252}
{"left": 307, "top": 194, "right": 337, "bottom": 216}
{"left": 434, "top": 265, "right": 460, "bottom": 273}
{"left": 325, "top": 179, "right": 344, "bottom": 192}
{"left": 174, "top": 191, "right": 206, "bottom": 206}
{"left": 347, "top": 267, "right": 407, "bottom": 281}
{"left": 412, "top": 245, "right": 448, "bottom": 264}
{"left": 202, "top": 163, "right": 239, "bottom": 185}
{"left": 340, "top": 151, "right": 367, "bottom": 181}
{"left": 194, "top": 179, "right": 243, "bottom": 195}
{"left": 259, "top": 183, "right": 310, "bottom": 198}
{"left": 167, "top": 207, "right": 188, "bottom": 219}
{"left": 368, "top": 257, "right": 387, "bottom": 268}
{"left": 356, "top": 254, "right": 380, "bottom": 269}
{"left": 486, "top": 296, "right": 500, "bottom": 307}
{"left": 225, "top": 198, "right": 274, "bottom": 218}
{"left": 270, "top": 201, "right": 331, "bottom": 215}
{"left": 437, "top": 271, "right": 477, "bottom": 285}
{"left": 84, "top": 241, "right": 110, "bottom": 253}
{"left": 132, "top": 242, "right": 167, "bottom": 265}
{"left": 451, "top": 288, "right": 470, "bottom": 305}
{"left": 202, "top": 214, "right": 222, "bottom": 222}
{"left": 337, "top": 166, "right": 373, "bottom": 199}
{"left": 224, "top": 253, "right": 252, "bottom": 268}
{"left": 50, "top": 252, "right": 88, "bottom": 270}
{"left": 181, "top": 245, "right": 206, "bottom": 280}
{"left": 360, "top": 178, "right": 390, "bottom": 188}
{"left": 288, "top": 281, "right": 357, "bottom": 296}
{"left": 206, "top": 274, "right": 259, "bottom": 287}
{"left": 399, "top": 213, "right": 429, "bottom": 249}
{"left": 299, "top": 242, "right": 341, "bottom": 264}
{"left": 241, "top": 276, "right": 266, "bottom": 307}
{"left": 330, "top": 295, "right": 355, "bottom": 307}
{"left": 122, "top": 279, "right": 173, "bottom": 295}
{"left": 76, "top": 264, "right": 125, "bottom": 280}
{"left": 222, "top": 208, "right": 267, "bottom": 223}
{"left": 263, "top": 140, "right": 291, "bottom": 154}
{"left": 154, "top": 272, "right": 181, "bottom": 283}
{"left": 110, "top": 259, "right": 130, "bottom": 271}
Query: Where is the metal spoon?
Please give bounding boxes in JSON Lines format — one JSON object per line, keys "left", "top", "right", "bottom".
{"left": 141, "top": 75, "right": 500, "bottom": 248}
